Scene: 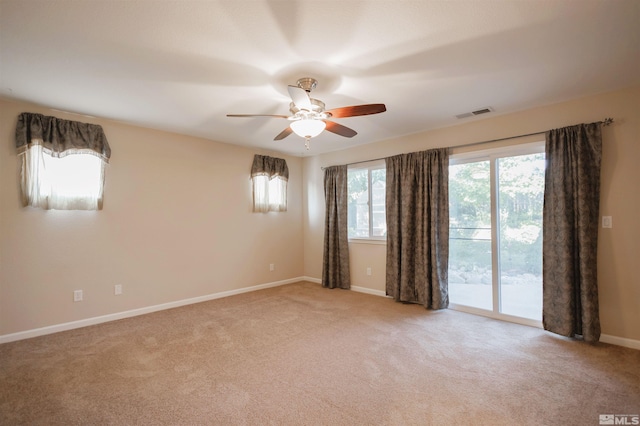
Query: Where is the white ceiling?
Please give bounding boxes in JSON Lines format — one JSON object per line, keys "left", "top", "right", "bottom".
{"left": 2, "top": 0, "right": 639, "bottom": 156}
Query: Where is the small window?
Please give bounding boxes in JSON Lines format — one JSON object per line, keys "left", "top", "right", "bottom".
{"left": 15, "top": 112, "right": 111, "bottom": 211}
{"left": 347, "top": 163, "right": 386, "bottom": 239}
{"left": 252, "top": 174, "right": 287, "bottom": 212}
{"left": 20, "top": 145, "right": 107, "bottom": 210}
{"left": 250, "top": 154, "right": 288, "bottom": 212}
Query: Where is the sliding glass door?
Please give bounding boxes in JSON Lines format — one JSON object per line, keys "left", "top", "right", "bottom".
{"left": 449, "top": 143, "right": 545, "bottom": 322}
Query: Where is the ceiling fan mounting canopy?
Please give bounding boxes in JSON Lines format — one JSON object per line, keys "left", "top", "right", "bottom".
{"left": 226, "top": 77, "right": 386, "bottom": 149}
{"left": 296, "top": 77, "right": 318, "bottom": 92}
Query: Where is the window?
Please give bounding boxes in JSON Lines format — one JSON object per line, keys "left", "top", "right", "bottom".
{"left": 347, "top": 163, "right": 386, "bottom": 239}
{"left": 250, "top": 154, "right": 288, "bottom": 212}
{"left": 21, "top": 146, "right": 107, "bottom": 210}
{"left": 448, "top": 142, "right": 545, "bottom": 323}
{"left": 16, "top": 112, "right": 111, "bottom": 211}
{"left": 252, "top": 174, "right": 287, "bottom": 212}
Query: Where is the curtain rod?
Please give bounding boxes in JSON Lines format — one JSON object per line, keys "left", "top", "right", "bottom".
{"left": 321, "top": 118, "right": 614, "bottom": 170}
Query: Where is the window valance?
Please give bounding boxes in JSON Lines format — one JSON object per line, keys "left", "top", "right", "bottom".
{"left": 15, "top": 112, "right": 111, "bottom": 163}
{"left": 251, "top": 154, "right": 288, "bottom": 181}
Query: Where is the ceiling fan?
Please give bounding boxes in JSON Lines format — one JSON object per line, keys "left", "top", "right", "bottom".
{"left": 227, "top": 78, "right": 386, "bottom": 150}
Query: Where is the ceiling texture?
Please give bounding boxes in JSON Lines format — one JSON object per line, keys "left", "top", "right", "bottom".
{"left": 1, "top": 0, "right": 639, "bottom": 156}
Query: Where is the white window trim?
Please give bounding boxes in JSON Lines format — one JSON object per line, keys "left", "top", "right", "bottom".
{"left": 348, "top": 238, "right": 387, "bottom": 245}
{"left": 450, "top": 141, "right": 545, "bottom": 165}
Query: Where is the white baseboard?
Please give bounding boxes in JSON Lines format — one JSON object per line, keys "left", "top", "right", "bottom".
{"left": 351, "top": 285, "right": 387, "bottom": 297}
{"left": 0, "top": 277, "right": 304, "bottom": 344}
{"left": 600, "top": 334, "right": 640, "bottom": 350}
{"left": 5, "top": 277, "right": 638, "bottom": 351}
{"left": 303, "top": 278, "right": 387, "bottom": 298}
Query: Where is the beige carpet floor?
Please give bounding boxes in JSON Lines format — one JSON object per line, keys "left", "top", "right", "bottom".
{"left": 1, "top": 281, "right": 639, "bottom": 425}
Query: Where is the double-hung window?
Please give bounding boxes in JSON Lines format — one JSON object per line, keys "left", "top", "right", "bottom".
{"left": 347, "top": 161, "right": 386, "bottom": 240}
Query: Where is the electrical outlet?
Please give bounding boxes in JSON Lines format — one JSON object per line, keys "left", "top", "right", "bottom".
{"left": 269, "top": 263, "right": 275, "bottom": 272}
{"left": 114, "top": 284, "right": 122, "bottom": 295}
{"left": 602, "top": 216, "right": 612, "bottom": 228}
{"left": 73, "top": 290, "right": 83, "bottom": 302}
{"left": 366, "top": 267, "right": 372, "bottom": 276}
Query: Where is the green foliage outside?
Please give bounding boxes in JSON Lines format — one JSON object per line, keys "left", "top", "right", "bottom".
{"left": 449, "top": 153, "right": 545, "bottom": 280}
{"left": 347, "top": 167, "right": 386, "bottom": 237}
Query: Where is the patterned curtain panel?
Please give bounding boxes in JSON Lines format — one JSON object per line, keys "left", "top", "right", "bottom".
{"left": 385, "top": 149, "right": 449, "bottom": 309}
{"left": 543, "top": 123, "right": 602, "bottom": 342}
{"left": 322, "top": 165, "right": 351, "bottom": 289}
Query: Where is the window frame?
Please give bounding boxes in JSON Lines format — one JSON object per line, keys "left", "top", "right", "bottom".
{"left": 347, "top": 160, "right": 386, "bottom": 243}
{"left": 251, "top": 174, "right": 288, "bottom": 213}
{"left": 448, "top": 141, "right": 546, "bottom": 328}
{"left": 20, "top": 146, "right": 108, "bottom": 211}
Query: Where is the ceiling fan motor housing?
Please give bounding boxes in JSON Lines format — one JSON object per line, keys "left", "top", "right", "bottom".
{"left": 289, "top": 98, "right": 327, "bottom": 117}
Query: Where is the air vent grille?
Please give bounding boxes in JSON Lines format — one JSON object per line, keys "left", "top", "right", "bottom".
{"left": 456, "top": 107, "right": 494, "bottom": 119}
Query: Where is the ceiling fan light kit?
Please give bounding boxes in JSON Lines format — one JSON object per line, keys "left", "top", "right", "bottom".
{"left": 227, "top": 78, "right": 386, "bottom": 150}
{"left": 290, "top": 119, "right": 326, "bottom": 150}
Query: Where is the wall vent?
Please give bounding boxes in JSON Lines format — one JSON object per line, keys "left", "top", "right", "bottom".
{"left": 456, "top": 107, "right": 494, "bottom": 119}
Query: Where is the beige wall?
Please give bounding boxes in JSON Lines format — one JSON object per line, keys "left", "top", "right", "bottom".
{"left": 2, "top": 86, "right": 639, "bottom": 343}
{"left": 303, "top": 85, "right": 640, "bottom": 342}
{"left": 0, "top": 98, "right": 304, "bottom": 336}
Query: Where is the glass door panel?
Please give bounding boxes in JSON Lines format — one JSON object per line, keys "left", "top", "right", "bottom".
{"left": 497, "top": 153, "right": 545, "bottom": 320}
{"left": 449, "top": 146, "right": 545, "bottom": 323}
{"left": 449, "top": 161, "right": 492, "bottom": 310}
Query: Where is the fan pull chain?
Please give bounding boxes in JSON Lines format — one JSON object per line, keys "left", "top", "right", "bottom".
{"left": 305, "top": 137, "right": 311, "bottom": 150}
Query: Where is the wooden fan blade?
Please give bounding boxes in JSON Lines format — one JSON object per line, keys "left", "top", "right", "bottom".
{"left": 326, "top": 104, "right": 386, "bottom": 118}
{"left": 287, "top": 85, "right": 312, "bottom": 111}
{"left": 227, "top": 114, "right": 289, "bottom": 118}
{"left": 274, "top": 126, "right": 293, "bottom": 140}
{"left": 324, "top": 120, "right": 357, "bottom": 138}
